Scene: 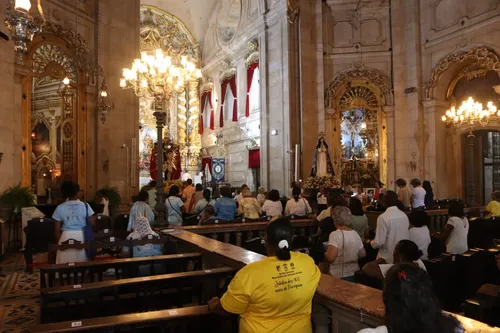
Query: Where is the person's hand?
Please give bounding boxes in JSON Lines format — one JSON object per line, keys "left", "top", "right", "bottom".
{"left": 208, "top": 297, "right": 220, "bottom": 311}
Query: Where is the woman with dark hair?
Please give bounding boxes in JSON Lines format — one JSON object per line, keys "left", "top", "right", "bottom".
{"left": 358, "top": 264, "right": 463, "bottom": 333}
{"left": 209, "top": 218, "right": 320, "bottom": 333}
{"left": 285, "top": 187, "right": 312, "bottom": 216}
{"left": 262, "top": 189, "right": 283, "bottom": 217}
{"left": 53, "top": 181, "right": 95, "bottom": 264}
{"left": 362, "top": 239, "right": 427, "bottom": 281}
{"left": 214, "top": 186, "right": 237, "bottom": 221}
{"left": 348, "top": 198, "right": 368, "bottom": 239}
{"left": 409, "top": 210, "right": 431, "bottom": 259}
{"left": 410, "top": 178, "right": 426, "bottom": 210}
{"left": 433, "top": 201, "right": 469, "bottom": 254}
{"left": 423, "top": 180, "right": 435, "bottom": 208}
{"left": 128, "top": 190, "right": 155, "bottom": 231}
{"left": 165, "top": 185, "right": 185, "bottom": 226}
{"left": 194, "top": 189, "right": 215, "bottom": 215}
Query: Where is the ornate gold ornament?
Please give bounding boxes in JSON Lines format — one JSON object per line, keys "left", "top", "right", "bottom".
{"left": 339, "top": 86, "right": 380, "bottom": 112}
{"left": 425, "top": 47, "right": 500, "bottom": 99}
{"left": 201, "top": 77, "right": 214, "bottom": 93}
{"left": 245, "top": 40, "right": 259, "bottom": 68}
{"left": 287, "top": 0, "right": 300, "bottom": 24}
{"left": 325, "top": 68, "right": 393, "bottom": 109}
{"left": 219, "top": 61, "right": 237, "bottom": 82}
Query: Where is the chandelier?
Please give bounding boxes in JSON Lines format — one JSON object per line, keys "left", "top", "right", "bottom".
{"left": 442, "top": 97, "right": 499, "bottom": 131}
{"left": 120, "top": 49, "right": 202, "bottom": 98}
{"left": 4, "top": 0, "right": 45, "bottom": 64}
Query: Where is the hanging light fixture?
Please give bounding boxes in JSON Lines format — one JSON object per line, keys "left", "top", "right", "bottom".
{"left": 442, "top": 97, "right": 499, "bottom": 133}
{"left": 4, "top": 0, "right": 46, "bottom": 64}
{"left": 96, "top": 78, "right": 113, "bottom": 124}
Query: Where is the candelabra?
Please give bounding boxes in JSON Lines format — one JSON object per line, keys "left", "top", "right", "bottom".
{"left": 120, "top": 49, "right": 201, "bottom": 224}
{"left": 4, "top": 0, "right": 45, "bottom": 64}
{"left": 442, "top": 97, "right": 499, "bottom": 134}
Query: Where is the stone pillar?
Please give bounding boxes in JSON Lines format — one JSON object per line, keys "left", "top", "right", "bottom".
{"left": 465, "top": 133, "right": 477, "bottom": 206}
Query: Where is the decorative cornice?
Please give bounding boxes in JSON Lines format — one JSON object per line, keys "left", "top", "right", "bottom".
{"left": 219, "top": 61, "right": 237, "bottom": 82}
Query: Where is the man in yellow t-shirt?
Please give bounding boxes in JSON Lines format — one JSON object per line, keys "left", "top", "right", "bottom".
{"left": 486, "top": 191, "right": 500, "bottom": 217}
{"left": 208, "top": 219, "right": 321, "bottom": 333}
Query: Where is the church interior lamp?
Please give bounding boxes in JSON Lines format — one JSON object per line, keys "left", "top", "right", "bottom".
{"left": 442, "top": 97, "right": 499, "bottom": 132}
{"left": 120, "top": 48, "right": 201, "bottom": 225}
{"left": 4, "top": 0, "right": 45, "bottom": 64}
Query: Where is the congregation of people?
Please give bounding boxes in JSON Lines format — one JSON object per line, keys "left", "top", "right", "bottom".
{"left": 48, "top": 176, "right": 500, "bottom": 333}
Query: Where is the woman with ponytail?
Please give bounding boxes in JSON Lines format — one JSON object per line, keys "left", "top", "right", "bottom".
{"left": 209, "top": 218, "right": 321, "bottom": 333}
{"left": 285, "top": 187, "right": 312, "bottom": 217}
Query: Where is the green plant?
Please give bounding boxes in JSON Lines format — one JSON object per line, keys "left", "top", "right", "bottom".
{"left": 96, "top": 186, "right": 121, "bottom": 207}
{"left": 0, "top": 184, "right": 35, "bottom": 214}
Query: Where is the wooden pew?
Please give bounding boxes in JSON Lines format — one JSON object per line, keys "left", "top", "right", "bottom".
{"left": 40, "top": 267, "right": 237, "bottom": 323}
{"left": 30, "top": 305, "right": 237, "bottom": 333}
{"left": 40, "top": 252, "right": 203, "bottom": 288}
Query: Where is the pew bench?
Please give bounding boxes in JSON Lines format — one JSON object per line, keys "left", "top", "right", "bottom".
{"left": 30, "top": 305, "right": 237, "bottom": 333}
{"left": 41, "top": 266, "right": 237, "bottom": 323}
{"left": 40, "top": 252, "right": 203, "bottom": 288}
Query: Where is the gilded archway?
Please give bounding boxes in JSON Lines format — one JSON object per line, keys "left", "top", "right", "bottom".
{"left": 325, "top": 68, "right": 393, "bottom": 186}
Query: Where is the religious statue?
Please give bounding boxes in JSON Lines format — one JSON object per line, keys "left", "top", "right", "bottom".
{"left": 164, "top": 149, "right": 181, "bottom": 181}
{"left": 310, "top": 137, "right": 334, "bottom": 177}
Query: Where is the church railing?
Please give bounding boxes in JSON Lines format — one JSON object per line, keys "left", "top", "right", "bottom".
{"left": 167, "top": 229, "right": 497, "bottom": 333}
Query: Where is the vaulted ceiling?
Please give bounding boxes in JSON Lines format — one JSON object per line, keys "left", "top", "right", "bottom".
{"left": 141, "top": 0, "right": 218, "bottom": 49}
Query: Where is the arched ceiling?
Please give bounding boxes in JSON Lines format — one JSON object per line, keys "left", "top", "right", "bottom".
{"left": 141, "top": 0, "right": 218, "bottom": 49}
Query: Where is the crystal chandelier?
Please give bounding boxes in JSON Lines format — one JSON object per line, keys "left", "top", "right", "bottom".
{"left": 120, "top": 49, "right": 202, "bottom": 98}
{"left": 442, "top": 97, "right": 499, "bottom": 131}
{"left": 4, "top": 0, "right": 45, "bottom": 64}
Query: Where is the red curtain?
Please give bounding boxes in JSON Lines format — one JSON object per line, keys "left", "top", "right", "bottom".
{"left": 202, "top": 157, "right": 212, "bottom": 174}
{"left": 229, "top": 76, "right": 237, "bottom": 121}
{"left": 199, "top": 91, "right": 207, "bottom": 134}
{"left": 208, "top": 90, "right": 214, "bottom": 130}
{"left": 246, "top": 62, "right": 259, "bottom": 118}
{"left": 220, "top": 80, "right": 228, "bottom": 128}
{"left": 248, "top": 149, "right": 260, "bottom": 169}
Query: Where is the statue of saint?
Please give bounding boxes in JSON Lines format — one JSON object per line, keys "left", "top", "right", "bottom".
{"left": 310, "top": 137, "right": 334, "bottom": 177}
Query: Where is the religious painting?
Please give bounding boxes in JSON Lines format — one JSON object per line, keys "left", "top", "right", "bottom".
{"left": 139, "top": 127, "right": 157, "bottom": 179}
{"left": 32, "top": 121, "right": 50, "bottom": 158}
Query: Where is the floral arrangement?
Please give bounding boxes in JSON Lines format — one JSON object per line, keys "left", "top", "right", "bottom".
{"left": 164, "top": 180, "right": 185, "bottom": 194}
{"left": 341, "top": 165, "right": 380, "bottom": 187}
{"left": 303, "top": 176, "right": 341, "bottom": 189}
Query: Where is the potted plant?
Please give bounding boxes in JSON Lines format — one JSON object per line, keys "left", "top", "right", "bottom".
{"left": 0, "top": 184, "right": 36, "bottom": 217}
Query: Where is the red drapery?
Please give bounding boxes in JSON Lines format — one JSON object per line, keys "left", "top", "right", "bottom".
{"left": 208, "top": 90, "right": 214, "bottom": 130}
{"left": 220, "top": 80, "right": 229, "bottom": 128}
{"left": 229, "top": 76, "right": 238, "bottom": 121}
{"left": 202, "top": 157, "right": 212, "bottom": 174}
{"left": 248, "top": 149, "right": 260, "bottom": 169}
{"left": 246, "top": 62, "right": 259, "bottom": 118}
{"left": 199, "top": 91, "right": 207, "bottom": 134}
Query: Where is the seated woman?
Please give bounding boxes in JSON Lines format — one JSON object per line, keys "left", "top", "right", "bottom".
{"left": 214, "top": 186, "right": 237, "bottom": 221}
{"left": 238, "top": 190, "right": 262, "bottom": 220}
{"left": 199, "top": 205, "right": 216, "bottom": 224}
{"left": 53, "top": 181, "right": 95, "bottom": 264}
{"left": 324, "top": 206, "right": 366, "bottom": 281}
{"left": 194, "top": 189, "right": 215, "bottom": 215}
{"left": 486, "top": 190, "right": 500, "bottom": 217}
{"left": 285, "top": 187, "right": 313, "bottom": 217}
{"left": 433, "top": 201, "right": 469, "bottom": 255}
{"left": 362, "top": 239, "right": 427, "bottom": 281}
{"left": 358, "top": 264, "right": 463, "bottom": 333}
{"left": 165, "top": 185, "right": 185, "bottom": 227}
{"left": 121, "top": 216, "right": 163, "bottom": 276}
{"left": 128, "top": 191, "right": 155, "bottom": 231}
{"left": 348, "top": 198, "right": 369, "bottom": 240}
{"left": 262, "top": 189, "right": 283, "bottom": 217}
{"left": 208, "top": 218, "right": 321, "bottom": 333}
{"left": 409, "top": 210, "right": 431, "bottom": 260}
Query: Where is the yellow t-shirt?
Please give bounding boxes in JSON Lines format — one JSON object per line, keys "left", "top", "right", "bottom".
{"left": 486, "top": 200, "right": 500, "bottom": 217}
{"left": 220, "top": 251, "right": 321, "bottom": 333}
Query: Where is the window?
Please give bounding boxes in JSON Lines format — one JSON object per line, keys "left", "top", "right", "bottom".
{"left": 223, "top": 88, "right": 234, "bottom": 121}
{"left": 249, "top": 67, "right": 260, "bottom": 113}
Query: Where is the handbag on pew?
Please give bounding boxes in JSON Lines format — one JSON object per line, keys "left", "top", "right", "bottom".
{"left": 83, "top": 203, "right": 97, "bottom": 260}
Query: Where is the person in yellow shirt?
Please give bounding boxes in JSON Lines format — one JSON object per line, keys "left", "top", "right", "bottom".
{"left": 486, "top": 191, "right": 500, "bottom": 217}
{"left": 208, "top": 218, "right": 321, "bottom": 333}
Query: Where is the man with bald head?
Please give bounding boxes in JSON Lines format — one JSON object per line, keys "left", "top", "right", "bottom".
{"left": 369, "top": 190, "right": 409, "bottom": 263}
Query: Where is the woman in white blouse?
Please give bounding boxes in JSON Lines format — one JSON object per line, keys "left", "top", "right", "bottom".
{"left": 262, "top": 189, "right": 283, "bottom": 217}
{"left": 433, "top": 201, "right": 469, "bottom": 254}
{"left": 285, "top": 187, "right": 312, "bottom": 217}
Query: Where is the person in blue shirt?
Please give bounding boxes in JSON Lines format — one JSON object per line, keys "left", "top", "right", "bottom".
{"left": 165, "top": 185, "right": 185, "bottom": 226}
{"left": 214, "top": 186, "right": 237, "bottom": 221}
{"left": 128, "top": 191, "right": 155, "bottom": 231}
{"left": 53, "top": 181, "right": 95, "bottom": 264}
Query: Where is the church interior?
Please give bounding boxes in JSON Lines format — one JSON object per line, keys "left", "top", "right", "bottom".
{"left": 1, "top": 0, "right": 500, "bottom": 332}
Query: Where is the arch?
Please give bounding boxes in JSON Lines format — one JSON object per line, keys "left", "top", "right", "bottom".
{"left": 325, "top": 67, "right": 394, "bottom": 111}
{"left": 425, "top": 46, "right": 500, "bottom": 100}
